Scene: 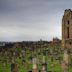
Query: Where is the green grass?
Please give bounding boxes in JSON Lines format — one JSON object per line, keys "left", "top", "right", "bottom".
{"left": 0, "top": 44, "right": 72, "bottom": 72}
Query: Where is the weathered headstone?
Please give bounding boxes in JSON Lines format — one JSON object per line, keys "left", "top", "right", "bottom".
{"left": 41, "top": 56, "right": 47, "bottom": 72}
{"left": 61, "top": 50, "right": 68, "bottom": 72}
{"left": 32, "top": 57, "right": 38, "bottom": 72}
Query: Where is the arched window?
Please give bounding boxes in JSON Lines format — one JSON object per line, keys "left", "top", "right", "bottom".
{"left": 68, "top": 20, "right": 69, "bottom": 24}
{"left": 67, "top": 27, "right": 69, "bottom": 38}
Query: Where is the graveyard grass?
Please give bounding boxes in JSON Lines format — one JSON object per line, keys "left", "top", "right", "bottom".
{"left": 0, "top": 44, "right": 72, "bottom": 72}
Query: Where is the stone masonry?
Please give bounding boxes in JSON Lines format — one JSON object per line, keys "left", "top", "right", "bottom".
{"left": 62, "top": 9, "right": 72, "bottom": 48}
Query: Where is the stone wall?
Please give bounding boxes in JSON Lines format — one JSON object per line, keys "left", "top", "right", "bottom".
{"left": 62, "top": 9, "right": 72, "bottom": 48}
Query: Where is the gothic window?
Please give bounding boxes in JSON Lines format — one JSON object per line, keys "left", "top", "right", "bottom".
{"left": 67, "top": 27, "right": 69, "bottom": 38}
{"left": 68, "top": 20, "right": 69, "bottom": 24}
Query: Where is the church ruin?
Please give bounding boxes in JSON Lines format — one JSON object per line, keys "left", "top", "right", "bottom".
{"left": 62, "top": 9, "right": 72, "bottom": 48}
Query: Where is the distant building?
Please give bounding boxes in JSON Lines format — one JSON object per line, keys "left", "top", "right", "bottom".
{"left": 62, "top": 9, "right": 72, "bottom": 48}
{"left": 52, "top": 37, "right": 61, "bottom": 44}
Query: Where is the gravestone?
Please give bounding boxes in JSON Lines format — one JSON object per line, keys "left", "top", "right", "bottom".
{"left": 32, "top": 57, "right": 38, "bottom": 72}
{"left": 61, "top": 50, "right": 68, "bottom": 72}
{"left": 41, "top": 56, "right": 47, "bottom": 72}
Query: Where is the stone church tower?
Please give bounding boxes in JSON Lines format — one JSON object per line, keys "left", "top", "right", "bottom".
{"left": 62, "top": 9, "right": 72, "bottom": 48}
{"left": 62, "top": 9, "right": 72, "bottom": 72}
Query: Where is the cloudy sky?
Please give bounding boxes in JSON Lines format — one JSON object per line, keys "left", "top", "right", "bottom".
{"left": 0, "top": 0, "right": 72, "bottom": 41}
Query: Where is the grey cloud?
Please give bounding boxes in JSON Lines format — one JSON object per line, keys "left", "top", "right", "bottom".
{"left": 0, "top": 0, "right": 72, "bottom": 41}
